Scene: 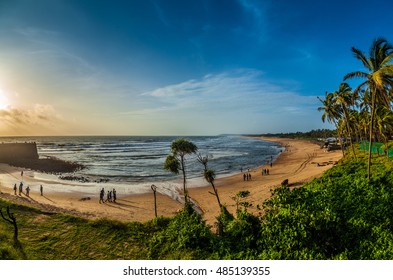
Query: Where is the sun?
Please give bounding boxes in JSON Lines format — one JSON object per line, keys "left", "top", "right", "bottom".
{"left": 0, "top": 88, "right": 9, "bottom": 110}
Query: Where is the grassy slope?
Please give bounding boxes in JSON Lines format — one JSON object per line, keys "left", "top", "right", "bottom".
{"left": 0, "top": 201, "right": 155, "bottom": 259}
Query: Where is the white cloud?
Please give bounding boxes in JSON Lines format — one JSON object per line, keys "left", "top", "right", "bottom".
{"left": 119, "top": 69, "right": 322, "bottom": 135}
{"left": 0, "top": 104, "right": 66, "bottom": 135}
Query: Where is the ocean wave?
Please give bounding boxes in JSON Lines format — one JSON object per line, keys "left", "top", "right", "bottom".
{"left": 31, "top": 135, "right": 282, "bottom": 184}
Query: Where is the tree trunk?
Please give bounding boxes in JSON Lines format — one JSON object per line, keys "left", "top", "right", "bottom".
{"left": 343, "top": 110, "right": 357, "bottom": 160}
{"left": 181, "top": 156, "right": 188, "bottom": 203}
{"left": 151, "top": 185, "right": 157, "bottom": 218}
{"left": 368, "top": 92, "right": 377, "bottom": 180}
{"left": 211, "top": 183, "right": 221, "bottom": 209}
{"left": 334, "top": 121, "right": 345, "bottom": 157}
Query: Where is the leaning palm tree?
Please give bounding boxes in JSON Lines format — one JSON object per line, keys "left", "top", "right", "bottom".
{"left": 164, "top": 138, "right": 198, "bottom": 203}
{"left": 344, "top": 38, "right": 393, "bottom": 179}
{"left": 197, "top": 154, "right": 221, "bottom": 211}
{"left": 334, "top": 82, "right": 358, "bottom": 159}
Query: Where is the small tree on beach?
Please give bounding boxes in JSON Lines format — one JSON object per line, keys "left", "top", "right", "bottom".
{"left": 232, "top": 190, "right": 251, "bottom": 213}
{"left": 197, "top": 154, "right": 221, "bottom": 211}
{"left": 164, "top": 138, "right": 198, "bottom": 203}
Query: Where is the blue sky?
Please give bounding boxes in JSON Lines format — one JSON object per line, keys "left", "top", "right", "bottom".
{"left": 0, "top": 0, "right": 393, "bottom": 136}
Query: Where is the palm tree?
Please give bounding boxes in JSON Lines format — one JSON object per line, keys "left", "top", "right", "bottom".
{"left": 197, "top": 154, "right": 221, "bottom": 211}
{"left": 318, "top": 92, "right": 345, "bottom": 156}
{"left": 344, "top": 38, "right": 393, "bottom": 179}
{"left": 334, "top": 82, "right": 358, "bottom": 158}
{"left": 164, "top": 138, "right": 198, "bottom": 203}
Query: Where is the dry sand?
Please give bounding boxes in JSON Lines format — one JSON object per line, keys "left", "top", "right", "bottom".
{"left": 0, "top": 137, "right": 342, "bottom": 225}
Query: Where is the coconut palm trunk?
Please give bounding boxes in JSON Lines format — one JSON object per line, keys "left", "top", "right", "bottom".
{"left": 367, "top": 91, "right": 377, "bottom": 180}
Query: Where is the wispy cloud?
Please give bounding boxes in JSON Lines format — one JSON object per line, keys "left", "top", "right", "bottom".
{"left": 117, "top": 69, "right": 322, "bottom": 134}
{"left": 0, "top": 104, "right": 66, "bottom": 135}
{"left": 142, "top": 69, "right": 316, "bottom": 113}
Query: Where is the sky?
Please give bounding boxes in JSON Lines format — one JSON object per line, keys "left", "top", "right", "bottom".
{"left": 0, "top": 0, "right": 393, "bottom": 136}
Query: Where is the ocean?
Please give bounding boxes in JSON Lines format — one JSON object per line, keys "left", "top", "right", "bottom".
{"left": 0, "top": 135, "right": 282, "bottom": 195}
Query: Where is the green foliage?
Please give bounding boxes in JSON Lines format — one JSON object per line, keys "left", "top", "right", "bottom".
{"left": 148, "top": 204, "right": 216, "bottom": 259}
{"left": 164, "top": 138, "right": 198, "bottom": 202}
{"left": 164, "top": 155, "right": 180, "bottom": 174}
{"left": 232, "top": 190, "right": 251, "bottom": 213}
{"left": 256, "top": 155, "right": 393, "bottom": 259}
{"left": 253, "top": 129, "right": 337, "bottom": 140}
{"left": 170, "top": 138, "right": 198, "bottom": 156}
{"left": 204, "top": 169, "right": 216, "bottom": 183}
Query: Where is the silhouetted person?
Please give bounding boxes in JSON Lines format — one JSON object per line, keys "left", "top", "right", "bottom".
{"left": 40, "top": 185, "right": 43, "bottom": 196}
{"left": 13, "top": 184, "right": 17, "bottom": 195}
{"left": 99, "top": 188, "right": 105, "bottom": 203}
{"left": 106, "top": 190, "right": 112, "bottom": 202}
{"left": 113, "top": 188, "right": 117, "bottom": 203}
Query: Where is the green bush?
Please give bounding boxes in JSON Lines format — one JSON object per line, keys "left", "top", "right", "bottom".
{"left": 148, "top": 204, "right": 216, "bottom": 259}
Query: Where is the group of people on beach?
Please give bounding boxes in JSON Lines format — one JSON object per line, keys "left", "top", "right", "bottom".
{"left": 240, "top": 155, "right": 275, "bottom": 181}
{"left": 99, "top": 188, "right": 117, "bottom": 203}
{"left": 13, "top": 181, "right": 44, "bottom": 197}
{"left": 243, "top": 173, "right": 252, "bottom": 181}
{"left": 262, "top": 168, "right": 270, "bottom": 175}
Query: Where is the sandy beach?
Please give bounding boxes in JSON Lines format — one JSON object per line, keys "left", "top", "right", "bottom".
{"left": 0, "top": 137, "right": 342, "bottom": 225}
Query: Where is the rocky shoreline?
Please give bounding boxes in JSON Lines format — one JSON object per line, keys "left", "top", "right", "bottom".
{"left": 58, "top": 174, "right": 109, "bottom": 183}
{"left": 7, "top": 156, "right": 85, "bottom": 174}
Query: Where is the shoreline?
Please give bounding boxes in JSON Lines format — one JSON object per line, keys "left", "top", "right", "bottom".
{"left": 0, "top": 137, "right": 342, "bottom": 225}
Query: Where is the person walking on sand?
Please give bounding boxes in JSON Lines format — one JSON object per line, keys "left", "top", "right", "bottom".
{"left": 113, "top": 188, "right": 117, "bottom": 203}
{"left": 26, "top": 186, "right": 30, "bottom": 197}
{"left": 13, "top": 183, "right": 17, "bottom": 195}
{"left": 19, "top": 182, "right": 23, "bottom": 195}
{"left": 99, "top": 188, "right": 105, "bottom": 203}
{"left": 40, "top": 185, "right": 43, "bottom": 196}
{"left": 106, "top": 190, "right": 112, "bottom": 202}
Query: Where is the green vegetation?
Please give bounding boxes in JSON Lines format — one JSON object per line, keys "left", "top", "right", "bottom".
{"left": 319, "top": 38, "right": 393, "bottom": 179}
{"left": 251, "top": 129, "right": 337, "bottom": 140}
{"left": 2, "top": 151, "right": 393, "bottom": 259}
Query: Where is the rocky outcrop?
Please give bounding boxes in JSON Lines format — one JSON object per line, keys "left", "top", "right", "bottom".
{"left": 0, "top": 143, "right": 39, "bottom": 162}
{"left": 0, "top": 142, "right": 84, "bottom": 173}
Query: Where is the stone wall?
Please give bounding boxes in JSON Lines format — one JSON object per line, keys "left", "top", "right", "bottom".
{"left": 0, "top": 143, "right": 39, "bottom": 162}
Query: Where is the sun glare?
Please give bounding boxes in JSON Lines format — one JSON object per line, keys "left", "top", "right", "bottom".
{"left": 0, "top": 88, "right": 9, "bottom": 110}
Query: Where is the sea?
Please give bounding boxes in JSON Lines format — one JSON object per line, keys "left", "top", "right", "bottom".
{"left": 0, "top": 135, "right": 282, "bottom": 196}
